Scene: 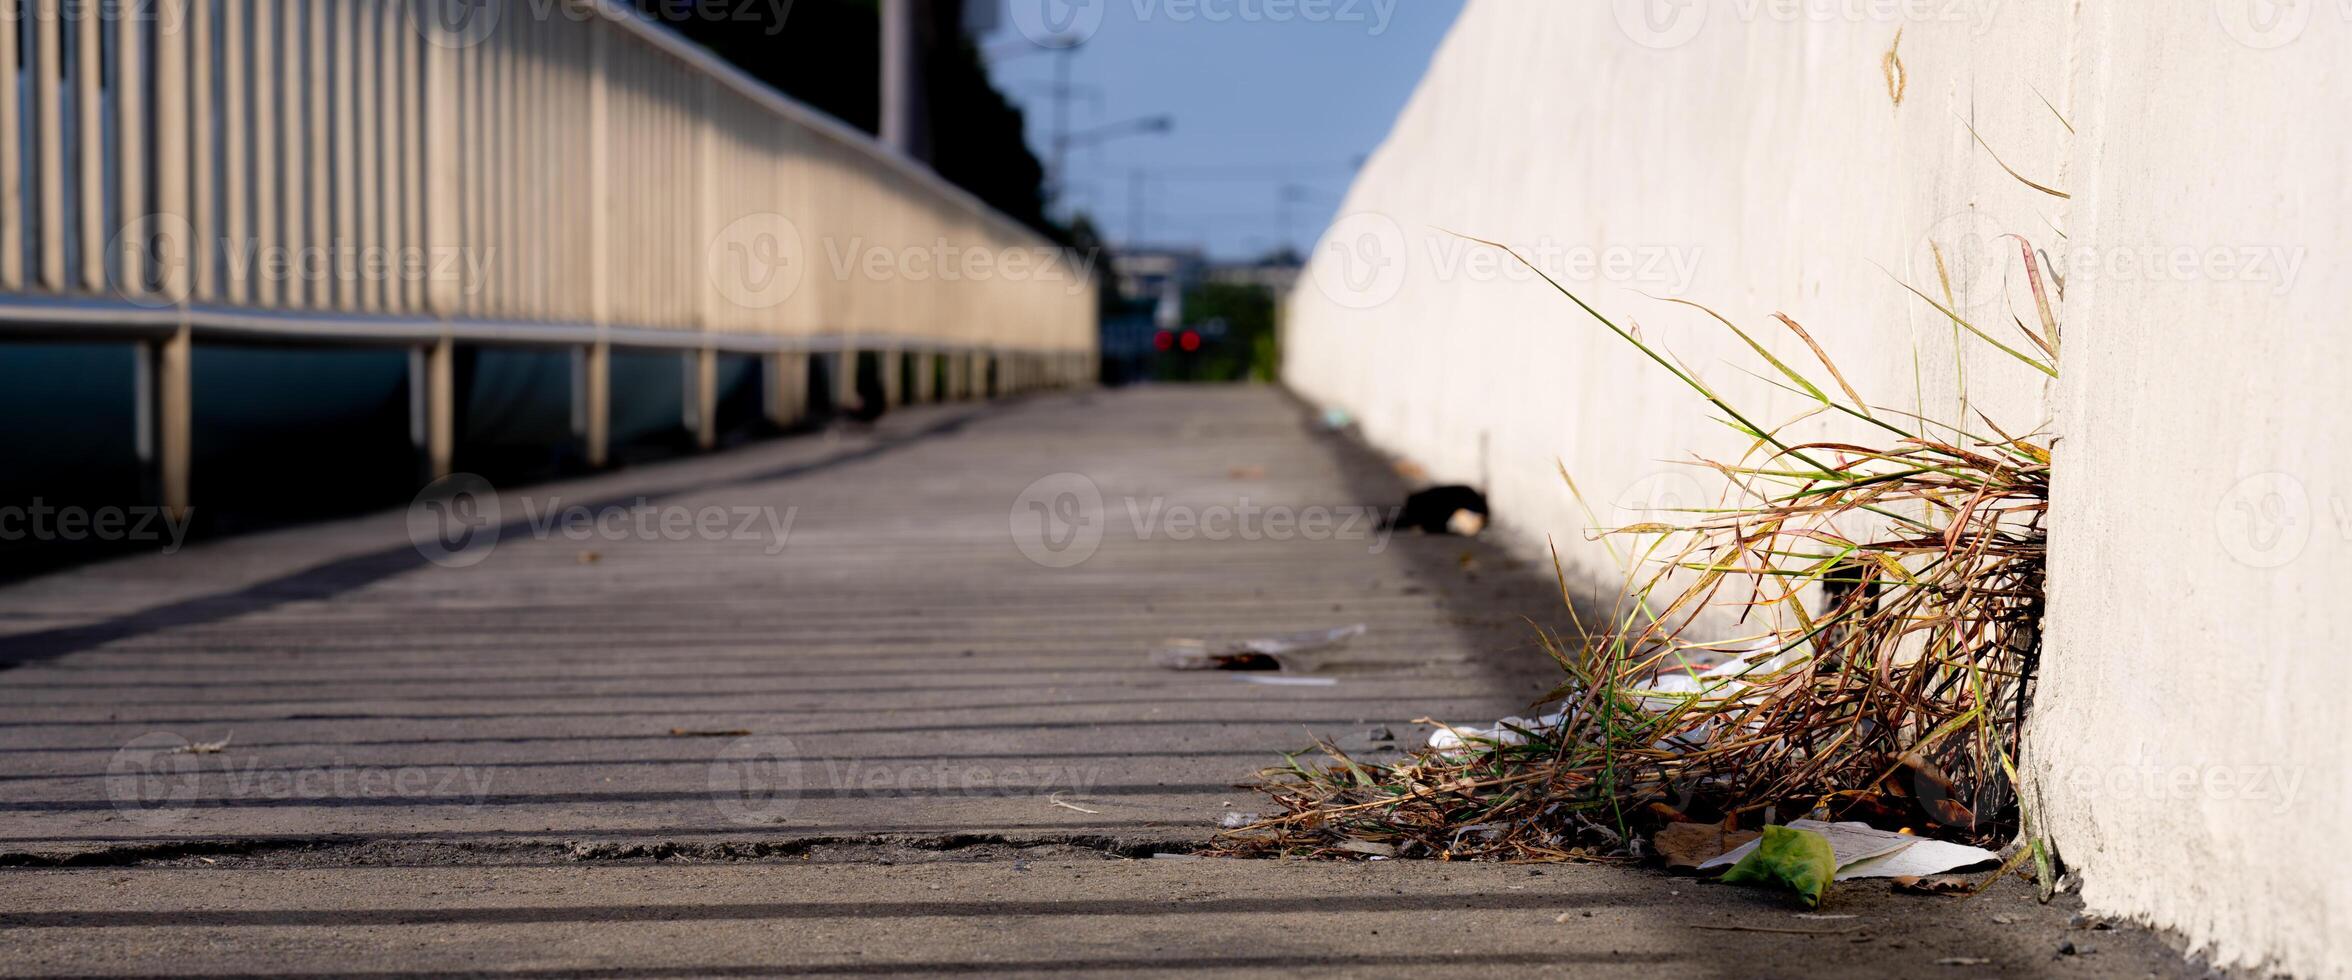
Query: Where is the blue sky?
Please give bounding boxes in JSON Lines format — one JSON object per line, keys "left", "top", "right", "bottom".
{"left": 976, "top": 0, "right": 1467, "bottom": 260}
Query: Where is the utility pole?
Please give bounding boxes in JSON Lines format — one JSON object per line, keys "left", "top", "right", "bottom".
{"left": 1129, "top": 169, "right": 1146, "bottom": 246}
{"left": 880, "top": 0, "right": 921, "bottom": 157}
{"left": 1049, "top": 44, "right": 1074, "bottom": 209}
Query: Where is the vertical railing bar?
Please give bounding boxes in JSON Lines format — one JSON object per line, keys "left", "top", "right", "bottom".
{"left": 154, "top": 0, "right": 186, "bottom": 302}
{"left": 115, "top": 0, "right": 143, "bottom": 297}
{"left": 401, "top": 0, "right": 423, "bottom": 312}
{"left": 0, "top": 0, "right": 19, "bottom": 290}
{"left": 35, "top": 0, "right": 64, "bottom": 291}
{"left": 521, "top": 3, "right": 541, "bottom": 319}
{"left": 250, "top": 0, "right": 276, "bottom": 306}
{"left": 330, "top": 0, "right": 353, "bottom": 309}
{"left": 76, "top": 0, "right": 103, "bottom": 291}
{"left": 586, "top": 10, "right": 605, "bottom": 330}
{"left": 189, "top": 0, "right": 211, "bottom": 299}
{"left": 353, "top": 0, "right": 376, "bottom": 312}
{"left": 220, "top": 0, "right": 245, "bottom": 303}
{"left": 285, "top": 0, "right": 309, "bottom": 308}
{"left": 376, "top": 0, "right": 398, "bottom": 314}
{"left": 304, "top": 0, "right": 324, "bottom": 309}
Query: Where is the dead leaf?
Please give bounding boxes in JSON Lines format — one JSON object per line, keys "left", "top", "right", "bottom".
{"left": 1653, "top": 822, "right": 1760, "bottom": 870}
{"left": 1893, "top": 875, "right": 1975, "bottom": 895}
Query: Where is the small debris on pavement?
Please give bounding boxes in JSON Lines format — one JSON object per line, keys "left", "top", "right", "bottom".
{"left": 1218, "top": 811, "right": 1260, "bottom": 829}
{"left": 2058, "top": 940, "right": 2097, "bottom": 956}
{"left": 1334, "top": 840, "right": 1398, "bottom": 858}
{"left": 173, "top": 734, "right": 232, "bottom": 754}
{"left": 577, "top": 550, "right": 601, "bottom": 564}
{"left": 1893, "top": 875, "right": 1976, "bottom": 895}
{"left": 1150, "top": 623, "right": 1365, "bottom": 672}
{"left": 1228, "top": 465, "right": 1265, "bottom": 480}
{"left": 1366, "top": 725, "right": 1394, "bottom": 742}
{"left": 1047, "top": 795, "right": 1101, "bottom": 814}
{"left": 1934, "top": 957, "right": 1992, "bottom": 966}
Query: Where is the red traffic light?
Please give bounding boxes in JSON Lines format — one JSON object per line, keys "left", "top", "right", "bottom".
{"left": 1179, "top": 330, "right": 1201, "bottom": 352}
{"left": 1154, "top": 331, "right": 1174, "bottom": 352}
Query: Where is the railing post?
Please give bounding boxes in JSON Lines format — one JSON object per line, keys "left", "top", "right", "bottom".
{"left": 693, "top": 344, "right": 718, "bottom": 450}
{"left": 153, "top": 326, "right": 194, "bottom": 517}
{"left": 912, "top": 350, "right": 935, "bottom": 404}
{"left": 880, "top": 343, "right": 903, "bottom": 407}
{"left": 764, "top": 350, "right": 807, "bottom": 428}
{"left": 834, "top": 344, "right": 859, "bottom": 411}
{"left": 426, "top": 336, "right": 454, "bottom": 479}
{"left": 585, "top": 341, "right": 611, "bottom": 468}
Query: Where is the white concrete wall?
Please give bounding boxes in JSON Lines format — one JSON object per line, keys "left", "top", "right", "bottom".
{"left": 1283, "top": 2, "right": 2346, "bottom": 974}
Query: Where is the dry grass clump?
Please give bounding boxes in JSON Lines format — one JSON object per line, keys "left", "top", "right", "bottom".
{"left": 1218, "top": 238, "right": 2057, "bottom": 863}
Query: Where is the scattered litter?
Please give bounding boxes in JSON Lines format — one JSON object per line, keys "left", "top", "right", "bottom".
{"left": 1934, "top": 957, "right": 1991, "bottom": 966}
{"left": 173, "top": 734, "right": 232, "bottom": 755}
{"left": 1234, "top": 674, "right": 1337, "bottom": 687}
{"left": 1989, "top": 914, "right": 2017, "bottom": 925}
{"left": 1428, "top": 712, "right": 1560, "bottom": 756}
{"left": 1653, "top": 822, "right": 1760, "bottom": 869}
{"left": 2058, "top": 940, "right": 2096, "bottom": 956}
{"left": 669, "top": 728, "right": 752, "bottom": 738}
{"left": 1893, "top": 875, "right": 1976, "bottom": 895}
{"left": 1150, "top": 623, "right": 1365, "bottom": 673}
{"left": 196, "top": 857, "right": 217, "bottom": 865}
{"left": 1218, "top": 811, "right": 1260, "bottom": 829}
{"left": 1334, "top": 840, "right": 1397, "bottom": 858}
{"left": 1700, "top": 820, "right": 1999, "bottom": 881}
{"left": 1391, "top": 485, "right": 1488, "bottom": 536}
{"left": 1048, "top": 795, "right": 1101, "bottom": 814}
{"left": 1719, "top": 825, "right": 1839, "bottom": 908}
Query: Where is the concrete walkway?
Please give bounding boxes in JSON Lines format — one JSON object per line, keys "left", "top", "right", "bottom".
{"left": 0, "top": 386, "right": 2196, "bottom": 977}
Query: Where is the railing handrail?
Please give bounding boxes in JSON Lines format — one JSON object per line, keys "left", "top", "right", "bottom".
{"left": 582, "top": 1, "right": 1053, "bottom": 258}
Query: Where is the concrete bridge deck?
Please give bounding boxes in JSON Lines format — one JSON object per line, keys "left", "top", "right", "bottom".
{"left": 0, "top": 387, "right": 2191, "bottom": 977}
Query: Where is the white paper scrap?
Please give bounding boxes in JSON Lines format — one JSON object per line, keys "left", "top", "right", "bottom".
{"left": 1697, "top": 819, "right": 1998, "bottom": 880}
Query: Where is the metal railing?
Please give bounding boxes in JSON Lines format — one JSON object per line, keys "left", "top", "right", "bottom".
{"left": 1, "top": 0, "right": 1098, "bottom": 503}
